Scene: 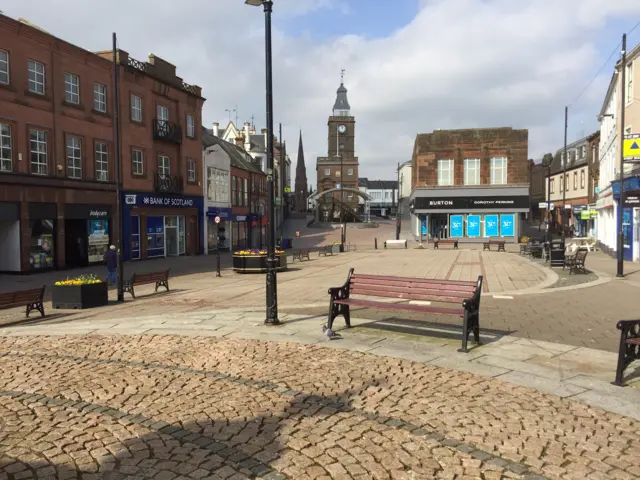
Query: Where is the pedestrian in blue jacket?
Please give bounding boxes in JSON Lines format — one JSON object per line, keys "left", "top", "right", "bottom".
{"left": 104, "top": 245, "right": 118, "bottom": 285}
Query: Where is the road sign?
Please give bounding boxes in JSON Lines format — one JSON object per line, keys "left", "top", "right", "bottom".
{"left": 623, "top": 134, "right": 640, "bottom": 161}
{"left": 214, "top": 216, "right": 221, "bottom": 224}
{"left": 284, "top": 187, "right": 291, "bottom": 193}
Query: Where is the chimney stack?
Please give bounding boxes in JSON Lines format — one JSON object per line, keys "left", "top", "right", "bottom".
{"left": 235, "top": 135, "right": 244, "bottom": 148}
{"left": 212, "top": 122, "right": 219, "bottom": 137}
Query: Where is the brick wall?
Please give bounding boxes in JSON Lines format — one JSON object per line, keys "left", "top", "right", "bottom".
{"left": 412, "top": 128, "right": 529, "bottom": 188}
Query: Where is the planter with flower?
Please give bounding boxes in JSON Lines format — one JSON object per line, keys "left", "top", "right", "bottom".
{"left": 52, "top": 274, "right": 108, "bottom": 309}
{"left": 232, "top": 249, "right": 288, "bottom": 273}
{"left": 331, "top": 242, "right": 343, "bottom": 254}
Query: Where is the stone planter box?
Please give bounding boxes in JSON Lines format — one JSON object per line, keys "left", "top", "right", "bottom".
{"left": 52, "top": 282, "right": 109, "bottom": 310}
{"left": 232, "top": 253, "right": 288, "bottom": 273}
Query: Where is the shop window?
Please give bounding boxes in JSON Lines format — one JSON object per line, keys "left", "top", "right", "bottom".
{"left": 28, "top": 60, "right": 45, "bottom": 95}
{"left": 132, "top": 149, "right": 144, "bottom": 176}
{"left": 66, "top": 136, "right": 82, "bottom": 179}
{"left": 95, "top": 142, "right": 108, "bottom": 181}
{"left": 30, "top": 129, "right": 48, "bottom": 175}
{"left": 0, "top": 123, "right": 11, "bottom": 172}
{"left": 490, "top": 157, "right": 507, "bottom": 185}
{"left": 158, "top": 155, "right": 170, "bottom": 178}
{"left": 87, "top": 219, "right": 110, "bottom": 263}
{"left": 437, "top": 159, "right": 453, "bottom": 186}
{"left": 29, "top": 219, "right": 55, "bottom": 270}
{"left": 64, "top": 72, "right": 80, "bottom": 104}
{"left": 93, "top": 83, "right": 107, "bottom": 112}
{"left": 463, "top": 158, "right": 480, "bottom": 185}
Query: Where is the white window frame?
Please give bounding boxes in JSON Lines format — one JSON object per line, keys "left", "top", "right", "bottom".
{"left": 158, "top": 155, "right": 170, "bottom": 177}
{"left": 157, "top": 105, "right": 169, "bottom": 122}
{"left": 131, "top": 95, "right": 142, "bottom": 122}
{"left": 30, "top": 129, "right": 47, "bottom": 175}
{"left": 437, "top": 159, "right": 454, "bottom": 186}
{"left": 93, "top": 83, "right": 107, "bottom": 112}
{"left": 65, "top": 72, "right": 80, "bottom": 104}
{"left": 463, "top": 158, "right": 480, "bottom": 185}
{"left": 0, "top": 50, "right": 9, "bottom": 85}
{"left": 580, "top": 170, "right": 585, "bottom": 189}
{"left": 132, "top": 149, "right": 144, "bottom": 176}
{"left": 324, "top": 168, "right": 330, "bottom": 176}
{"left": 347, "top": 168, "right": 353, "bottom": 176}
{"left": 66, "top": 136, "right": 82, "bottom": 179}
{"left": 28, "top": 60, "right": 45, "bottom": 95}
{"left": 0, "top": 123, "right": 12, "bottom": 172}
{"left": 187, "top": 114, "right": 195, "bottom": 138}
{"left": 207, "top": 167, "right": 229, "bottom": 203}
{"left": 95, "top": 142, "right": 108, "bottom": 182}
{"left": 187, "top": 159, "right": 196, "bottom": 183}
{"left": 627, "top": 63, "right": 633, "bottom": 105}
{"left": 490, "top": 157, "right": 507, "bottom": 185}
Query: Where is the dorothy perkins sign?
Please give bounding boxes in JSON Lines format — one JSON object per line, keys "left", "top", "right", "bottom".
{"left": 414, "top": 196, "right": 529, "bottom": 210}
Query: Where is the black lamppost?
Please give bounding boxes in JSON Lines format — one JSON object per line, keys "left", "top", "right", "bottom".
{"left": 112, "top": 33, "right": 124, "bottom": 303}
{"left": 246, "top": 0, "right": 279, "bottom": 325}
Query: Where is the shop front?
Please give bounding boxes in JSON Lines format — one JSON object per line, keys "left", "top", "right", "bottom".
{"left": 206, "top": 207, "right": 232, "bottom": 253}
{"left": 28, "top": 203, "right": 57, "bottom": 271}
{"left": 63, "top": 204, "right": 112, "bottom": 268}
{"left": 0, "top": 202, "right": 21, "bottom": 272}
{"left": 410, "top": 188, "right": 529, "bottom": 243}
{"left": 231, "top": 214, "right": 248, "bottom": 250}
{"left": 122, "top": 192, "right": 204, "bottom": 261}
{"left": 622, "top": 190, "right": 640, "bottom": 262}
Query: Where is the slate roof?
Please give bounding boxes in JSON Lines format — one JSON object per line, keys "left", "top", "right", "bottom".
{"left": 202, "top": 127, "right": 263, "bottom": 174}
{"left": 333, "top": 83, "right": 351, "bottom": 111}
{"left": 367, "top": 180, "right": 398, "bottom": 190}
{"left": 549, "top": 131, "right": 598, "bottom": 175}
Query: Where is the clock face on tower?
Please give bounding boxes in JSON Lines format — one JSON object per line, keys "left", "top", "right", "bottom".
{"left": 338, "top": 125, "right": 347, "bottom": 134}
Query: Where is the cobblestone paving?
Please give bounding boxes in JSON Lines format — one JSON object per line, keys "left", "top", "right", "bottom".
{"left": 1, "top": 336, "right": 639, "bottom": 480}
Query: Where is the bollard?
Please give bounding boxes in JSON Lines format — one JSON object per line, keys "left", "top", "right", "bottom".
{"left": 374, "top": 238, "right": 378, "bottom": 250}
{"left": 216, "top": 248, "right": 221, "bottom": 277}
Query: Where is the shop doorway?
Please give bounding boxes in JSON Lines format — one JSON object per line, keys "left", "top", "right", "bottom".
{"left": 431, "top": 214, "right": 448, "bottom": 239}
{"left": 65, "top": 219, "right": 88, "bottom": 268}
{"left": 166, "top": 226, "right": 179, "bottom": 256}
{"left": 623, "top": 208, "right": 633, "bottom": 262}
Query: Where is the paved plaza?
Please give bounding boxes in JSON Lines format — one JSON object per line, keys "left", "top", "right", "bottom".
{"left": 2, "top": 220, "right": 640, "bottom": 479}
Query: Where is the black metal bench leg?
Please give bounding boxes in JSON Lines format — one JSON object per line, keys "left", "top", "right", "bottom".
{"left": 473, "top": 311, "right": 481, "bottom": 345}
{"left": 458, "top": 309, "right": 470, "bottom": 353}
{"left": 343, "top": 304, "right": 351, "bottom": 328}
{"left": 25, "top": 304, "right": 32, "bottom": 318}
{"left": 327, "top": 299, "right": 337, "bottom": 330}
{"left": 614, "top": 335, "right": 629, "bottom": 386}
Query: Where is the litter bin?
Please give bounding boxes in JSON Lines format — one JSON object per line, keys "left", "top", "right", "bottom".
{"left": 550, "top": 240, "right": 565, "bottom": 268}
{"left": 281, "top": 238, "right": 293, "bottom": 249}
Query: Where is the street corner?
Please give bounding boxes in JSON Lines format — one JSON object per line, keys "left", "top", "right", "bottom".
{"left": 2, "top": 335, "right": 640, "bottom": 479}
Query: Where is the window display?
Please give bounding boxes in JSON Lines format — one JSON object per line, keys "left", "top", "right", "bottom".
{"left": 29, "top": 220, "right": 55, "bottom": 270}
{"left": 87, "top": 219, "right": 110, "bottom": 263}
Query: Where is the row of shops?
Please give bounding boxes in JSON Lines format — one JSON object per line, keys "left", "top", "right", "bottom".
{"left": 0, "top": 190, "right": 269, "bottom": 274}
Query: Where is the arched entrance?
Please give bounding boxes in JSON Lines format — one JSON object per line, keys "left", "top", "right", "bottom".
{"left": 308, "top": 188, "right": 371, "bottom": 223}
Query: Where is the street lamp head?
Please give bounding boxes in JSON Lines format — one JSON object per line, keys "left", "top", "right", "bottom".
{"left": 245, "top": 0, "right": 263, "bottom": 5}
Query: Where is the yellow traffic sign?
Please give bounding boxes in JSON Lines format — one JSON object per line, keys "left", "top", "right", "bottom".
{"left": 624, "top": 134, "right": 640, "bottom": 161}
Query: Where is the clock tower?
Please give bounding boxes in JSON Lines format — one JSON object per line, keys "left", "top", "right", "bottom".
{"left": 316, "top": 73, "right": 360, "bottom": 222}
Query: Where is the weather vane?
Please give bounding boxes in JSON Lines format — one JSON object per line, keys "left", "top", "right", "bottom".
{"left": 341, "top": 68, "right": 345, "bottom": 83}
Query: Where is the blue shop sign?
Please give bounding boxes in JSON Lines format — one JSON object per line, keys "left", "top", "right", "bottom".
{"left": 124, "top": 192, "right": 203, "bottom": 208}
{"left": 500, "top": 214, "right": 515, "bottom": 237}
{"left": 206, "top": 207, "right": 232, "bottom": 219}
{"left": 485, "top": 215, "right": 499, "bottom": 237}
{"left": 233, "top": 214, "right": 248, "bottom": 222}
{"left": 612, "top": 176, "right": 640, "bottom": 200}
{"left": 450, "top": 215, "right": 464, "bottom": 237}
{"left": 467, "top": 215, "right": 481, "bottom": 237}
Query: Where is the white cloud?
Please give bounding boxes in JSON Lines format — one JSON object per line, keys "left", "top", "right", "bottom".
{"left": 3, "top": 0, "right": 639, "bottom": 187}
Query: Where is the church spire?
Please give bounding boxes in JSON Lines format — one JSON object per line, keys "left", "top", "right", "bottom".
{"left": 294, "top": 130, "right": 308, "bottom": 212}
{"left": 333, "top": 69, "right": 351, "bottom": 116}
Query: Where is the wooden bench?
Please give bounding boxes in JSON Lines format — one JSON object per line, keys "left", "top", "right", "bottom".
{"left": 124, "top": 270, "right": 170, "bottom": 299}
{"left": 326, "top": 269, "right": 483, "bottom": 352}
{"left": 433, "top": 238, "right": 458, "bottom": 249}
{"left": 564, "top": 250, "right": 588, "bottom": 275}
{"left": 318, "top": 245, "right": 334, "bottom": 257}
{"left": 613, "top": 319, "right": 640, "bottom": 386}
{"left": 483, "top": 239, "right": 506, "bottom": 252}
{"left": 0, "top": 286, "right": 46, "bottom": 318}
{"left": 292, "top": 248, "right": 311, "bottom": 263}
{"left": 384, "top": 239, "right": 407, "bottom": 249}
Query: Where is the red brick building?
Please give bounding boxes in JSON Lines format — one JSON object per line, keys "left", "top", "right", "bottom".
{"left": 0, "top": 14, "right": 204, "bottom": 272}
{"left": 409, "top": 128, "right": 529, "bottom": 242}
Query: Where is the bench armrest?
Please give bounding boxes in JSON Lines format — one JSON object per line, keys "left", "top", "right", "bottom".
{"left": 328, "top": 268, "right": 354, "bottom": 297}
{"left": 616, "top": 319, "right": 640, "bottom": 331}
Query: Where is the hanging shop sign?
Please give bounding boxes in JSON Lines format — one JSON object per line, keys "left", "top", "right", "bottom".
{"left": 414, "top": 196, "right": 529, "bottom": 210}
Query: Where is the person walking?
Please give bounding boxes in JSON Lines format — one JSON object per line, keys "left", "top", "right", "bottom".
{"left": 104, "top": 245, "right": 118, "bottom": 286}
